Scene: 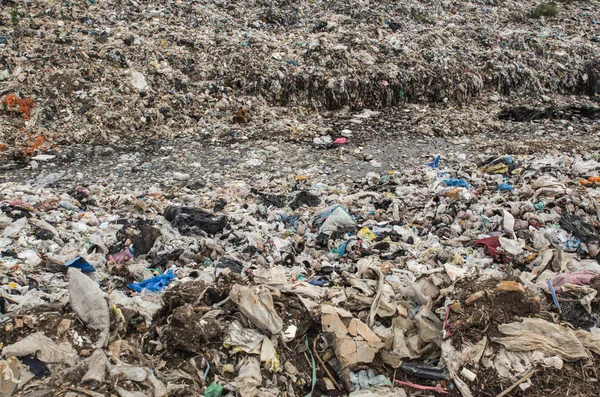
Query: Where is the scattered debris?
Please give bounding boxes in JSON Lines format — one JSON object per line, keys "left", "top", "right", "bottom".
{"left": 1, "top": 0, "right": 600, "bottom": 395}
{"left": 1, "top": 152, "right": 599, "bottom": 396}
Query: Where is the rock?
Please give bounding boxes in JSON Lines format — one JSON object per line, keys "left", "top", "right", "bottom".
{"left": 173, "top": 172, "right": 190, "bottom": 181}
{"left": 57, "top": 319, "right": 72, "bottom": 335}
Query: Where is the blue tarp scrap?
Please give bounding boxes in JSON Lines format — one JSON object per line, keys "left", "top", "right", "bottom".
{"left": 65, "top": 256, "right": 96, "bottom": 273}
{"left": 128, "top": 270, "right": 176, "bottom": 292}
{"left": 427, "top": 155, "right": 441, "bottom": 168}
{"left": 442, "top": 179, "right": 471, "bottom": 188}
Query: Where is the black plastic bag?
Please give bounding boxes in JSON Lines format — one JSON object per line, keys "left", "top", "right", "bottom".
{"left": 164, "top": 206, "right": 227, "bottom": 235}
{"left": 560, "top": 213, "right": 598, "bottom": 242}
{"left": 250, "top": 188, "right": 286, "bottom": 208}
{"left": 289, "top": 191, "right": 321, "bottom": 209}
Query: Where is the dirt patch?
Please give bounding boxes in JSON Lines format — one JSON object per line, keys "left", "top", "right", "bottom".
{"left": 448, "top": 364, "right": 600, "bottom": 397}
{"left": 163, "top": 279, "right": 206, "bottom": 312}
{"left": 158, "top": 305, "right": 225, "bottom": 355}
{"left": 448, "top": 278, "right": 544, "bottom": 348}
{"left": 2, "top": 310, "right": 95, "bottom": 354}
{"left": 499, "top": 105, "right": 600, "bottom": 122}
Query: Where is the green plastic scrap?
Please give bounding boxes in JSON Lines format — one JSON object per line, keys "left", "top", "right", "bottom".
{"left": 204, "top": 382, "right": 224, "bottom": 397}
{"left": 304, "top": 337, "right": 317, "bottom": 397}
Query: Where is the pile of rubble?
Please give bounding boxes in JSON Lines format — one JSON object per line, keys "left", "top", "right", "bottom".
{"left": 1, "top": 0, "right": 599, "bottom": 152}
{"left": 1, "top": 152, "right": 599, "bottom": 396}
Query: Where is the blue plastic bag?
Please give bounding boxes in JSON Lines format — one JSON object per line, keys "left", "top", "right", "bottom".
{"left": 65, "top": 257, "right": 95, "bottom": 273}
{"left": 307, "top": 276, "right": 330, "bottom": 286}
{"left": 443, "top": 179, "right": 471, "bottom": 188}
{"left": 427, "top": 155, "right": 441, "bottom": 168}
{"left": 498, "top": 183, "right": 513, "bottom": 191}
{"left": 280, "top": 214, "right": 300, "bottom": 229}
{"left": 128, "top": 270, "right": 176, "bottom": 292}
{"left": 333, "top": 240, "right": 349, "bottom": 257}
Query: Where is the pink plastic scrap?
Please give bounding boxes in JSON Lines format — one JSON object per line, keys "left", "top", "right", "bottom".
{"left": 334, "top": 137, "right": 348, "bottom": 144}
{"left": 394, "top": 379, "right": 448, "bottom": 394}
{"left": 548, "top": 270, "right": 598, "bottom": 294}
{"left": 109, "top": 248, "right": 134, "bottom": 264}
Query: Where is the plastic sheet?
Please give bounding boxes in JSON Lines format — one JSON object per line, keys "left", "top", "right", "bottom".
{"left": 128, "top": 270, "right": 176, "bottom": 293}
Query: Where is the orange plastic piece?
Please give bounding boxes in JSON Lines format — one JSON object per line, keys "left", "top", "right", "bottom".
{"left": 22, "top": 135, "right": 45, "bottom": 155}
{"left": 579, "top": 176, "right": 600, "bottom": 186}
{"left": 2, "top": 94, "right": 35, "bottom": 120}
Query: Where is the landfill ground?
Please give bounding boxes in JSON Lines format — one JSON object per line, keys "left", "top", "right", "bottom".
{"left": 2, "top": 0, "right": 600, "bottom": 397}
{"left": 3, "top": 102, "right": 600, "bottom": 186}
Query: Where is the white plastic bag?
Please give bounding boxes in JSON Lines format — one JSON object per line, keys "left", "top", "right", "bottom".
{"left": 230, "top": 285, "right": 283, "bottom": 335}
{"left": 69, "top": 268, "right": 110, "bottom": 347}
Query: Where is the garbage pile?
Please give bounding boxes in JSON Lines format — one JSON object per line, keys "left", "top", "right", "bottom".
{"left": 1, "top": 0, "right": 599, "bottom": 152}
{"left": 2, "top": 152, "right": 600, "bottom": 396}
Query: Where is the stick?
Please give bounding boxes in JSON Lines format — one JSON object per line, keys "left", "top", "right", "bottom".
{"left": 496, "top": 370, "right": 536, "bottom": 397}
{"left": 213, "top": 296, "right": 230, "bottom": 307}
{"left": 68, "top": 387, "right": 105, "bottom": 397}
{"left": 312, "top": 336, "right": 343, "bottom": 390}
{"left": 192, "top": 287, "right": 209, "bottom": 306}
{"left": 394, "top": 380, "right": 447, "bottom": 394}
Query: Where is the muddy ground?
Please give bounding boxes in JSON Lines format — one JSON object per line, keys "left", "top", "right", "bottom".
{"left": 3, "top": 102, "right": 600, "bottom": 188}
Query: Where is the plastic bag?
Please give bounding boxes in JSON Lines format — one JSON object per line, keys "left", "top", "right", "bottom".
{"left": 1, "top": 332, "right": 77, "bottom": 364}
{"left": 109, "top": 248, "right": 134, "bottom": 264}
{"left": 319, "top": 206, "right": 356, "bottom": 235}
{"left": 442, "top": 179, "right": 471, "bottom": 188}
{"left": 82, "top": 349, "right": 108, "bottom": 384}
{"left": 204, "top": 382, "right": 224, "bottom": 397}
{"left": 428, "top": 155, "right": 441, "bottom": 168}
{"left": 502, "top": 209, "right": 515, "bottom": 237}
{"left": 475, "top": 236, "right": 504, "bottom": 261}
{"left": 498, "top": 237, "right": 524, "bottom": 255}
{"left": 164, "top": 206, "right": 227, "bottom": 235}
{"left": 289, "top": 191, "right": 321, "bottom": 209}
{"left": 400, "top": 362, "right": 448, "bottom": 380}
{"left": 128, "top": 270, "right": 176, "bottom": 292}
{"left": 250, "top": 188, "right": 286, "bottom": 208}
{"left": 548, "top": 271, "right": 597, "bottom": 291}
{"left": 66, "top": 256, "right": 96, "bottom": 273}
{"left": 260, "top": 337, "right": 280, "bottom": 372}
{"left": 0, "top": 358, "right": 20, "bottom": 397}
{"left": 357, "top": 227, "right": 376, "bottom": 242}
{"left": 349, "top": 369, "right": 390, "bottom": 391}
{"left": 110, "top": 363, "right": 147, "bottom": 382}
{"left": 3, "top": 217, "right": 27, "bottom": 238}
{"left": 491, "top": 318, "right": 589, "bottom": 361}
{"left": 560, "top": 213, "right": 598, "bottom": 242}
{"left": 233, "top": 357, "right": 262, "bottom": 397}
{"left": 69, "top": 268, "right": 110, "bottom": 347}
{"left": 224, "top": 320, "right": 265, "bottom": 354}
{"left": 230, "top": 285, "right": 283, "bottom": 335}
{"left": 414, "top": 306, "right": 443, "bottom": 346}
